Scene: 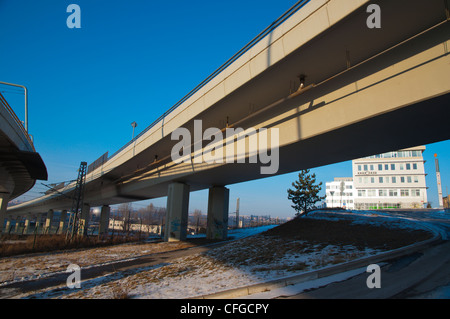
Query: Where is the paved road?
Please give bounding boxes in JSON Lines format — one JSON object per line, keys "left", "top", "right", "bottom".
{"left": 279, "top": 211, "right": 450, "bottom": 299}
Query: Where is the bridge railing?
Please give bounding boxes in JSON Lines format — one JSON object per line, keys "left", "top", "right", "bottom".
{"left": 0, "top": 91, "right": 35, "bottom": 152}
{"left": 103, "top": 0, "right": 311, "bottom": 165}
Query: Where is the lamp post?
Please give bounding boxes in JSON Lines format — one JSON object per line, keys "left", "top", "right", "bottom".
{"left": 131, "top": 121, "right": 137, "bottom": 139}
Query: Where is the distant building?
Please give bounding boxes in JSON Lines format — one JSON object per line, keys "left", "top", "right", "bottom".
{"left": 352, "top": 146, "right": 428, "bottom": 210}
{"left": 325, "top": 146, "right": 428, "bottom": 210}
{"left": 325, "top": 177, "right": 355, "bottom": 209}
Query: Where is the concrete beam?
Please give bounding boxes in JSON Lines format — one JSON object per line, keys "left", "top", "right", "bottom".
{"left": 206, "top": 186, "right": 230, "bottom": 240}
{"left": 164, "top": 182, "right": 190, "bottom": 242}
{"left": 99, "top": 205, "right": 110, "bottom": 235}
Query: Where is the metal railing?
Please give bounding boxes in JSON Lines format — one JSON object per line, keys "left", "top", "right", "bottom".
{"left": 0, "top": 90, "right": 35, "bottom": 151}
{"left": 104, "top": 0, "right": 311, "bottom": 163}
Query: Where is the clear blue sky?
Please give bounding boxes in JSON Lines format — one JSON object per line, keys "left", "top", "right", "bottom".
{"left": 1, "top": 0, "right": 449, "bottom": 218}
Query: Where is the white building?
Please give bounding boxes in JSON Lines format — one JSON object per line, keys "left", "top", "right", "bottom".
{"left": 352, "top": 146, "right": 428, "bottom": 210}
{"left": 325, "top": 177, "right": 355, "bottom": 209}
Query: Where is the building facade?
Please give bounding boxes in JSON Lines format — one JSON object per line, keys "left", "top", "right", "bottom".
{"left": 352, "top": 146, "right": 428, "bottom": 210}
{"left": 325, "top": 177, "right": 355, "bottom": 210}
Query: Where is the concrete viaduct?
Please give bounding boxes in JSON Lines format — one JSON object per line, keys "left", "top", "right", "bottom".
{"left": 4, "top": 0, "right": 450, "bottom": 241}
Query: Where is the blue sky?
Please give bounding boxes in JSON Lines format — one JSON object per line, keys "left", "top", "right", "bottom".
{"left": 1, "top": 0, "right": 449, "bottom": 218}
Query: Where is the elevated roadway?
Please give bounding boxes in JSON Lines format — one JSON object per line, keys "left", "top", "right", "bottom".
{"left": 0, "top": 91, "right": 47, "bottom": 232}
{"left": 7, "top": 0, "right": 450, "bottom": 240}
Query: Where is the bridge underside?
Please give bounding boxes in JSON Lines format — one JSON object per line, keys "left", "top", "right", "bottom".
{"left": 7, "top": 0, "right": 450, "bottom": 243}
{"left": 108, "top": 21, "right": 450, "bottom": 204}
{"left": 115, "top": 91, "right": 450, "bottom": 203}
{"left": 9, "top": 14, "right": 450, "bottom": 213}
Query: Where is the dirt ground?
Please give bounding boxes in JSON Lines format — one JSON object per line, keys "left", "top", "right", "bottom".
{"left": 263, "top": 216, "right": 433, "bottom": 250}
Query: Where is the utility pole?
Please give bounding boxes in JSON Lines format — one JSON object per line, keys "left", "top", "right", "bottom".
{"left": 67, "top": 162, "right": 88, "bottom": 240}
{"left": 434, "top": 154, "right": 444, "bottom": 208}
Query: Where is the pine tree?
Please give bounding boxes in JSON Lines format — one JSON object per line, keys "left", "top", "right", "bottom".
{"left": 287, "top": 169, "right": 325, "bottom": 217}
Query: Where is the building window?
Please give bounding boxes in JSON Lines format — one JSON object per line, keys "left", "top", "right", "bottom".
{"left": 400, "top": 164, "right": 404, "bottom": 170}
{"left": 407, "top": 176, "right": 412, "bottom": 183}
{"left": 391, "top": 164, "right": 395, "bottom": 170}
{"left": 379, "top": 177, "right": 383, "bottom": 183}
{"left": 401, "top": 189, "right": 409, "bottom": 197}
{"left": 392, "top": 177, "right": 396, "bottom": 183}
{"left": 412, "top": 189, "right": 421, "bottom": 197}
{"left": 378, "top": 164, "right": 382, "bottom": 171}
{"left": 413, "top": 163, "right": 417, "bottom": 170}
{"left": 414, "top": 176, "right": 419, "bottom": 183}
{"left": 371, "top": 177, "right": 375, "bottom": 183}
{"left": 385, "top": 176, "right": 390, "bottom": 183}
{"left": 358, "top": 190, "right": 366, "bottom": 197}
{"left": 358, "top": 165, "right": 362, "bottom": 171}
{"left": 385, "top": 164, "right": 389, "bottom": 170}
{"left": 370, "top": 164, "right": 374, "bottom": 171}
{"left": 389, "top": 190, "right": 398, "bottom": 197}
{"left": 368, "top": 190, "right": 376, "bottom": 197}
{"left": 364, "top": 164, "right": 368, "bottom": 171}
{"left": 401, "top": 177, "right": 405, "bottom": 183}
{"left": 379, "top": 190, "right": 387, "bottom": 196}
{"left": 406, "top": 163, "right": 411, "bottom": 170}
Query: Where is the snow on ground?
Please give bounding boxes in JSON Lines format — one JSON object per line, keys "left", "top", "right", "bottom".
{"left": 2, "top": 210, "right": 442, "bottom": 299}
{"left": 0, "top": 226, "right": 276, "bottom": 289}
{"left": 0, "top": 241, "right": 195, "bottom": 285}
{"left": 19, "top": 236, "right": 380, "bottom": 299}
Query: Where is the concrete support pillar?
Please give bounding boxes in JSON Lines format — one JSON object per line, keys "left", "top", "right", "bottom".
{"left": 5, "top": 217, "right": 11, "bottom": 234}
{"left": 23, "top": 214, "right": 32, "bottom": 235}
{"left": 14, "top": 216, "right": 22, "bottom": 233}
{"left": 78, "top": 204, "right": 90, "bottom": 235}
{"left": 44, "top": 209, "right": 54, "bottom": 234}
{"left": 99, "top": 205, "right": 110, "bottom": 235}
{"left": 35, "top": 214, "right": 42, "bottom": 234}
{"left": 0, "top": 193, "right": 10, "bottom": 234}
{"left": 206, "top": 186, "right": 230, "bottom": 240}
{"left": 58, "top": 210, "right": 68, "bottom": 234}
{"left": 164, "top": 182, "right": 190, "bottom": 242}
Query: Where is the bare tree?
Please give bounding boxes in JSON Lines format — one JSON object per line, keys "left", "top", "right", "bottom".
{"left": 117, "top": 203, "right": 132, "bottom": 233}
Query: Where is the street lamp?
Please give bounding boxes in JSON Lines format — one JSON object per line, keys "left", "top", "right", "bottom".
{"left": 131, "top": 121, "right": 137, "bottom": 139}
